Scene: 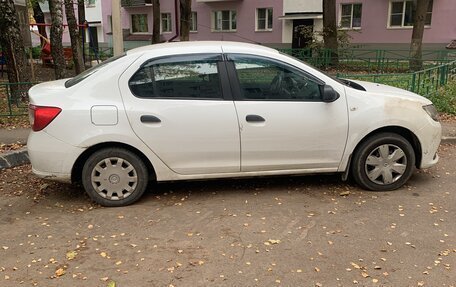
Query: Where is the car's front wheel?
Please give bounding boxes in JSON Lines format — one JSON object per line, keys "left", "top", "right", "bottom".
{"left": 352, "top": 133, "right": 416, "bottom": 191}
{"left": 82, "top": 148, "right": 149, "bottom": 207}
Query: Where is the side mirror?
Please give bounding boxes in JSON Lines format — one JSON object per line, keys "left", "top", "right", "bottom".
{"left": 320, "top": 85, "right": 340, "bottom": 103}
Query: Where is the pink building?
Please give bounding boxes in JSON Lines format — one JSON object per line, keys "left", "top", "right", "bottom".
{"left": 116, "top": 0, "right": 324, "bottom": 49}
{"left": 336, "top": 0, "right": 456, "bottom": 49}
{"left": 34, "top": 0, "right": 456, "bottom": 50}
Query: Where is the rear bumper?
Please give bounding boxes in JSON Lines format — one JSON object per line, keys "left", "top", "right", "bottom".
{"left": 27, "top": 131, "right": 85, "bottom": 183}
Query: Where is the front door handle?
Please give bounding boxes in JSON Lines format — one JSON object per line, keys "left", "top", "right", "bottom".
{"left": 246, "top": 115, "right": 265, "bottom": 123}
{"left": 140, "top": 115, "right": 161, "bottom": 123}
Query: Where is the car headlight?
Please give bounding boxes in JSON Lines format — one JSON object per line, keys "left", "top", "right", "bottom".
{"left": 423, "top": 104, "right": 439, "bottom": 122}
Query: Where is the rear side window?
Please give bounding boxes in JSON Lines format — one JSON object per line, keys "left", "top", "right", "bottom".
{"left": 129, "top": 54, "right": 223, "bottom": 99}
{"left": 65, "top": 53, "right": 125, "bottom": 88}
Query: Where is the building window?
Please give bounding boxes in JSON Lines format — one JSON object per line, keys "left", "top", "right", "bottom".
{"left": 256, "top": 8, "right": 273, "bottom": 31}
{"left": 340, "top": 3, "right": 362, "bottom": 29}
{"left": 161, "top": 13, "right": 172, "bottom": 33}
{"left": 213, "top": 10, "right": 236, "bottom": 32}
{"left": 107, "top": 15, "right": 113, "bottom": 33}
{"left": 190, "top": 12, "right": 197, "bottom": 32}
{"left": 86, "top": 0, "right": 96, "bottom": 7}
{"left": 389, "top": 0, "right": 433, "bottom": 28}
{"left": 131, "top": 14, "right": 148, "bottom": 33}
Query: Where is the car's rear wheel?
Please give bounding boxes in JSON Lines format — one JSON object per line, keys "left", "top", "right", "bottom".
{"left": 82, "top": 148, "right": 148, "bottom": 207}
{"left": 352, "top": 133, "right": 415, "bottom": 191}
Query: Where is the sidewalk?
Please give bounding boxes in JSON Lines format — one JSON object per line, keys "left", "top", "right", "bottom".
{"left": 0, "top": 123, "right": 455, "bottom": 169}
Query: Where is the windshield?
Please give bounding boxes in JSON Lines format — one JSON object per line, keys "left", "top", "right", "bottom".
{"left": 65, "top": 53, "right": 126, "bottom": 88}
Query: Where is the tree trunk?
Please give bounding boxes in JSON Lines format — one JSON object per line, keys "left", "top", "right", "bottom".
{"left": 152, "top": 0, "right": 161, "bottom": 44}
{"left": 0, "top": 0, "right": 32, "bottom": 96}
{"left": 323, "top": 0, "right": 339, "bottom": 65}
{"left": 48, "top": 0, "right": 66, "bottom": 79}
{"left": 78, "top": 0, "right": 86, "bottom": 62}
{"left": 410, "top": 0, "right": 430, "bottom": 71}
{"left": 32, "top": 0, "right": 47, "bottom": 46}
{"left": 64, "top": 0, "right": 84, "bottom": 74}
{"left": 180, "top": 0, "right": 191, "bottom": 41}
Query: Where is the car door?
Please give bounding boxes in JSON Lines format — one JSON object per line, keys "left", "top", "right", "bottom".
{"left": 119, "top": 53, "right": 240, "bottom": 175}
{"left": 226, "top": 53, "right": 348, "bottom": 172}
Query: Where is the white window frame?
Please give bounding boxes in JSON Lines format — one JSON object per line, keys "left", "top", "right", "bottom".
{"left": 131, "top": 14, "right": 149, "bottom": 34}
{"left": 339, "top": 3, "right": 362, "bottom": 30}
{"left": 190, "top": 11, "right": 198, "bottom": 32}
{"left": 212, "top": 10, "right": 236, "bottom": 32}
{"left": 161, "top": 13, "right": 172, "bottom": 33}
{"left": 256, "top": 8, "right": 273, "bottom": 32}
{"left": 387, "top": 0, "right": 433, "bottom": 29}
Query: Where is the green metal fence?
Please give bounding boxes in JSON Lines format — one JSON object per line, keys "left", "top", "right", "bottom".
{"left": 1, "top": 50, "right": 455, "bottom": 117}
{"left": 337, "top": 60, "right": 456, "bottom": 97}
{"left": 0, "top": 82, "right": 35, "bottom": 117}
{"left": 279, "top": 48, "right": 456, "bottom": 72}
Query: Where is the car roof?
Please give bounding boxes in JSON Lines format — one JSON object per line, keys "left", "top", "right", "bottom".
{"left": 126, "top": 41, "right": 279, "bottom": 56}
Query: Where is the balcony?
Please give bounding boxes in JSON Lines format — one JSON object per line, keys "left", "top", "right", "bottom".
{"left": 121, "top": 0, "right": 153, "bottom": 7}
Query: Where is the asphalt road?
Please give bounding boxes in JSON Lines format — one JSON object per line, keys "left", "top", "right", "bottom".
{"left": 0, "top": 145, "right": 455, "bottom": 287}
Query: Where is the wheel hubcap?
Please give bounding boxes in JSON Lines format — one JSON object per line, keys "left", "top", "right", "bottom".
{"left": 91, "top": 157, "right": 138, "bottom": 201}
{"left": 365, "top": 144, "right": 407, "bottom": 185}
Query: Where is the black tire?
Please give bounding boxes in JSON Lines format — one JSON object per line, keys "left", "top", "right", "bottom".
{"left": 351, "top": 132, "right": 415, "bottom": 191}
{"left": 82, "top": 148, "right": 149, "bottom": 207}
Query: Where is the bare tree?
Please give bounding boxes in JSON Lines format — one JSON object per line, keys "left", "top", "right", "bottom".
{"left": 48, "top": 0, "right": 66, "bottom": 79}
{"left": 323, "top": 0, "right": 339, "bottom": 65}
{"left": 410, "top": 0, "right": 431, "bottom": 71}
{"left": 78, "top": 0, "right": 86, "bottom": 61}
{"left": 31, "top": 0, "right": 47, "bottom": 46}
{"left": 152, "top": 0, "right": 161, "bottom": 44}
{"left": 64, "top": 0, "right": 84, "bottom": 74}
{"left": 0, "top": 0, "right": 31, "bottom": 88}
{"left": 180, "top": 0, "right": 191, "bottom": 41}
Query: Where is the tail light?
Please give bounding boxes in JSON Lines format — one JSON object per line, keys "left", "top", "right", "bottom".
{"left": 29, "top": 104, "right": 62, "bottom": 132}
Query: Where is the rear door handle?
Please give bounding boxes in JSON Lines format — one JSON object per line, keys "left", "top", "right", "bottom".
{"left": 246, "top": 115, "right": 265, "bottom": 123}
{"left": 140, "top": 115, "right": 161, "bottom": 123}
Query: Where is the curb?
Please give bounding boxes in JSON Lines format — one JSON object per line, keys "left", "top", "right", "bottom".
{"left": 441, "top": 137, "right": 456, "bottom": 145}
{"left": 0, "top": 138, "right": 455, "bottom": 170}
{"left": 0, "top": 147, "right": 29, "bottom": 170}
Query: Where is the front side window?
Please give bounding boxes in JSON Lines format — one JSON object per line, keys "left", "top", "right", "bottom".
{"left": 190, "top": 12, "right": 198, "bottom": 32}
{"left": 129, "top": 55, "right": 223, "bottom": 100}
{"left": 228, "top": 54, "right": 322, "bottom": 101}
{"left": 389, "top": 0, "right": 433, "bottom": 27}
{"left": 340, "top": 3, "right": 362, "bottom": 29}
{"left": 213, "top": 10, "right": 236, "bottom": 31}
{"left": 257, "top": 8, "right": 273, "bottom": 31}
{"left": 131, "top": 14, "right": 148, "bottom": 33}
{"left": 161, "top": 13, "right": 172, "bottom": 33}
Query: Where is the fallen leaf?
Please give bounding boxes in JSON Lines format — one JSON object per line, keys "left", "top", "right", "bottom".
{"left": 107, "top": 281, "right": 116, "bottom": 287}
{"left": 55, "top": 268, "right": 66, "bottom": 277}
{"left": 66, "top": 251, "right": 77, "bottom": 260}
{"left": 339, "top": 191, "right": 350, "bottom": 196}
{"left": 361, "top": 272, "right": 369, "bottom": 278}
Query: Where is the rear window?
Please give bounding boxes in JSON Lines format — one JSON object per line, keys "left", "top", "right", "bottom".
{"left": 65, "top": 53, "right": 126, "bottom": 88}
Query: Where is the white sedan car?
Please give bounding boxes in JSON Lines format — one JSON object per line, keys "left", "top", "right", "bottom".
{"left": 27, "top": 41, "right": 441, "bottom": 206}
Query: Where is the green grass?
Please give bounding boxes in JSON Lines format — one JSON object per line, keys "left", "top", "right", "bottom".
{"left": 429, "top": 80, "right": 456, "bottom": 115}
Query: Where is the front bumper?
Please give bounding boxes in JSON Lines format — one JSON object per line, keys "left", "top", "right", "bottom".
{"left": 417, "top": 118, "right": 441, "bottom": 169}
